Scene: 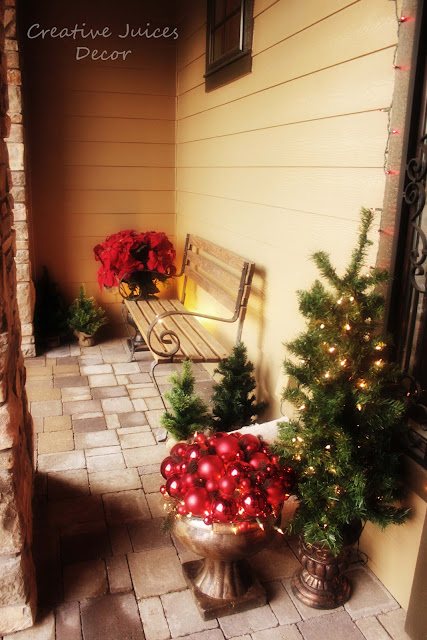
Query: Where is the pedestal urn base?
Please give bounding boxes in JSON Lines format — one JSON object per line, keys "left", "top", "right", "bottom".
{"left": 174, "top": 516, "right": 275, "bottom": 620}
{"left": 291, "top": 535, "right": 354, "bottom": 609}
{"left": 182, "top": 559, "right": 266, "bottom": 620}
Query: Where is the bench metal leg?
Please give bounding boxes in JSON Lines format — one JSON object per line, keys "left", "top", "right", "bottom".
{"left": 151, "top": 360, "right": 168, "bottom": 442}
{"left": 122, "top": 302, "right": 148, "bottom": 362}
{"left": 151, "top": 360, "right": 168, "bottom": 412}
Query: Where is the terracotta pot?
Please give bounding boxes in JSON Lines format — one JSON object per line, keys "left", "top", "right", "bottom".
{"left": 173, "top": 515, "right": 275, "bottom": 619}
{"left": 292, "top": 521, "right": 363, "bottom": 609}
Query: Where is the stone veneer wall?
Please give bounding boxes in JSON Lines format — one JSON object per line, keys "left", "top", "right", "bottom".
{"left": 0, "top": 0, "right": 37, "bottom": 633}
{"left": 4, "top": 0, "right": 35, "bottom": 358}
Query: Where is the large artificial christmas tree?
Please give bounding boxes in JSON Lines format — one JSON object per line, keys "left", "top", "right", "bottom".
{"left": 276, "top": 208, "right": 408, "bottom": 555}
{"left": 161, "top": 360, "right": 211, "bottom": 441}
{"left": 211, "top": 342, "right": 266, "bottom": 432}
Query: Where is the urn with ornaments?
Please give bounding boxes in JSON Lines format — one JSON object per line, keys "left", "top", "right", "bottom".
{"left": 160, "top": 431, "right": 296, "bottom": 619}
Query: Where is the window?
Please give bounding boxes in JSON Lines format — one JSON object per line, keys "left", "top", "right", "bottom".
{"left": 205, "top": 0, "right": 254, "bottom": 91}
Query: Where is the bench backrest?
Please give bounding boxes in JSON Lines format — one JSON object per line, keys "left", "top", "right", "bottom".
{"left": 180, "top": 235, "right": 255, "bottom": 341}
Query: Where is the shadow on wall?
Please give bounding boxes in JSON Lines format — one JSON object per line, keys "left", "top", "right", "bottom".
{"left": 247, "top": 265, "right": 270, "bottom": 414}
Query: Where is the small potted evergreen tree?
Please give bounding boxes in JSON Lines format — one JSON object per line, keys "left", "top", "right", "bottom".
{"left": 161, "top": 360, "right": 211, "bottom": 442}
{"left": 211, "top": 342, "right": 266, "bottom": 432}
{"left": 274, "top": 208, "right": 408, "bottom": 609}
{"left": 68, "top": 285, "right": 107, "bottom": 346}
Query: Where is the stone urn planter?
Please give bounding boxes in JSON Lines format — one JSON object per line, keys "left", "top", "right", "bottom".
{"left": 174, "top": 515, "right": 275, "bottom": 620}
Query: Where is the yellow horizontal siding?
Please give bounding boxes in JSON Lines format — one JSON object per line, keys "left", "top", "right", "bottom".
{"left": 64, "top": 190, "right": 174, "bottom": 215}
{"left": 64, "top": 116, "right": 175, "bottom": 144}
{"left": 178, "top": 48, "right": 394, "bottom": 141}
{"left": 64, "top": 166, "right": 175, "bottom": 190}
{"left": 253, "top": 0, "right": 360, "bottom": 53}
{"left": 64, "top": 62, "right": 176, "bottom": 96}
{"left": 177, "top": 166, "right": 385, "bottom": 217}
{"left": 62, "top": 213, "right": 175, "bottom": 235}
{"left": 63, "top": 141, "right": 174, "bottom": 167}
{"left": 65, "top": 91, "right": 175, "bottom": 119}
{"left": 177, "top": 111, "right": 387, "bottom": 168}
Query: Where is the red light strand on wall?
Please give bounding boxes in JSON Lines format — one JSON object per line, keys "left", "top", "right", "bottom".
{"left": 382, "top": 2, "right": 410, "bottom": 176}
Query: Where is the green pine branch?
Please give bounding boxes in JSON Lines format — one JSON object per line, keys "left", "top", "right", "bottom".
{"left": 275, "top": 208, "right": 408, "bottom": 555}
{"left": 68, "top": 285, "right": 107, "bottom": 335}
{"left": 161, "top": 360, "right": 211, "bottom": 441}
{"left": 211, "top": 342, "right": 267, "bottom": 431}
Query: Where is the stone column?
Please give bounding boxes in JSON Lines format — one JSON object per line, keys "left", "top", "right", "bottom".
{"left": 0, "top": 0, "right": 37, "bottom": 633}
{"left": 4, "top": 0, "right": 35, "bottom": 357}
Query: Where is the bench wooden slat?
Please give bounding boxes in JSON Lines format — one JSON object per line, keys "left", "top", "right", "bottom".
{"left": 159, "top": 299, "right": 224, "bottom": 361}
{"left": 188, "top": 235, "right": 247, "bottom": 272}
{"left": 186, "top": 251, "right": 242, "bottom": 297}
{"left": 125, "top": 301, "right": 167, "bottom": 357}
{"left": 167, "top": 299, "right": 229, "bottom": 361}
{"left": 185, "top": 266, "right": 237, "bottom": 314}
{"left": 149, "top": 299, "right": 202, "bottom": 360}
{"left": 136, "top": 299, "right": 187, "bottom": 360}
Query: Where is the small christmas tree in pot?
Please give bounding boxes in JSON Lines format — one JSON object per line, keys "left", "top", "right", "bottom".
{"left": 211, "top": 342, "right": 266, "bottom": 432}
{"left": 161, "top": 360, "right": 211, "bottom": 443}
{"left": 274, "top": 208, "right": 408, "bottom": 609}
{"left": 68, "top": 285, "right": 107, "bottom": 346}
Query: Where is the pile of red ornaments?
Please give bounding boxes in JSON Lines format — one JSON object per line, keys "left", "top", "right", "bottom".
{"left": 160, "top": 432, "right": 295, "bottom": 526}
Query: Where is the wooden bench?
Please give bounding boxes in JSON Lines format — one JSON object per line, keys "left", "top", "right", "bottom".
{"left": 121, "top": 234, "right": 255, "bottom": 401}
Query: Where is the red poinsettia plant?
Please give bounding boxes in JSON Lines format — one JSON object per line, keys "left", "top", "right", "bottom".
{"left": 94, "top": 230, "right": 177, "bottom": 297}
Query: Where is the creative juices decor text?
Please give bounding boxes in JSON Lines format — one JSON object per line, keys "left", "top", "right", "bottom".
{"left": 26, "top": 22, "right": 179, "bottom": 61}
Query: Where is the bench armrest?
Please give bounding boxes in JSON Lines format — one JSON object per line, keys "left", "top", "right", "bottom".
{"left": 147, "top": 308, "right": 239, "bottom": 358}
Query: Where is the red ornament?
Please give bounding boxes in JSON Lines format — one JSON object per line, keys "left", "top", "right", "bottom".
{"left": 203, "top": 515, "right": 213, "bottom": 525}
{"left": 214, "top": 435, "right": 240, "bottom": 462}
{"left": 241, "top": 490, "right": 267, "bottom": 517}
{"left": 165, "top": 474, "right": 182, "bottom": 498}
{"left": 175, "top": 461, "right": 188, "bottom": 475}
{"left": 208, "top": 432, "right": 224, "bottom": 447}
{"left": 181, "top": 473, "right": 199, "bottom": 490}
{"left": 170, "top": 442, "right": 188, "bottom": 459}
{"left": 248, "top": 452, "right": 270, "bottom": 471}
{"left": 211, "top": 497, "right": 237, "bottom": 522}
{"left": 198, "top": 455, "right": 225, "bottom": 480}
{"left": 230, "top": 431, "right": 242, "bottom": 439}
{"left": 195, "top": 433, "right": 208, "bottom": 445}
{"left": 226, "top": 461, "right": 251, "bottom": 480}
{"left": 270, "top": 454, "right": 279, "bottom": 465}
{"left": 186, "top": 444, "right": 203, "bottom": 461}
{"left": 239, "top": 477, "right": 252, "bottom": 493}
{"left": 205, "top": 479, "right": 219, "bottom": 493}
{"left": 160, "top": 484, "right": 166, "bottom": 494}
{"left": 160, "top": 456, "right": 176, "bottom": 479}
{"left": 184, "top": 487, "right": 209, "bottom": 516}
{"left": 177, "top": 503, "right": 187, "bottom": 516}
{"left": 239, "top": 434, "right": 261, "bottom": 454}
{"left": 218, "top": 476, "right": 237, "bottom": 496}
{"left": 266, "top": 482, "right": 287, "bottom": 505}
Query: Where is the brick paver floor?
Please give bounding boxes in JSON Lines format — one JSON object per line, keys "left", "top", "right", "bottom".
{"left": 2, "top": 339, "right": 411, "bottom": 640}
